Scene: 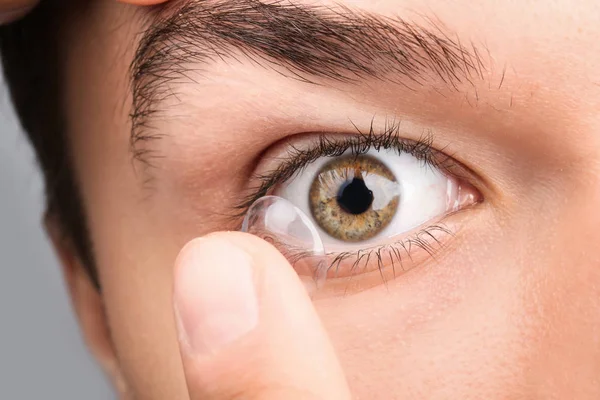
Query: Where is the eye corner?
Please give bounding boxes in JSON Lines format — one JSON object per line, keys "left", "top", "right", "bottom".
{"left": 450, "top": 176, "right": 484, "bottom": 211}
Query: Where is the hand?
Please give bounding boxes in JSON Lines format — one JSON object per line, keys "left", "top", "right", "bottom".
{"left": 173, "top": 232, "right": 351, "bottom": 399}
{"left": 0, "top": 0, "right": 170, "bottom": 25}
{"left": 0, "top": 0, "right": 36, "bottom": 23}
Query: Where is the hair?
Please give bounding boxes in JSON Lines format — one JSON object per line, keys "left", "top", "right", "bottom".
{"left": 0, "top": 2, "right": 99, "bottom": 287}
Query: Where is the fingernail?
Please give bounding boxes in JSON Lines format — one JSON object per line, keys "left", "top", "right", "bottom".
{"left": 174, "top": 236, "right": 259, "bottom": 356}
{"left": 0, "top": 5, "right": 35, "bottom": 25}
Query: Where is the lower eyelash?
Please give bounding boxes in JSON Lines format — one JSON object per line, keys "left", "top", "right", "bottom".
{"left": 328, "top": 224, "right": 452, "bottom": 278}
{"left": 266, "top": 223, "right": 454, "bottom": 290}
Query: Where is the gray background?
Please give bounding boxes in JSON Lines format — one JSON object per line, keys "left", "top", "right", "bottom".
{"left": 0, "top": 77, "right": 114, "bottom": 399}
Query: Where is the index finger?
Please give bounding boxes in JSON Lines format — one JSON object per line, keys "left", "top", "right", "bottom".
{"left": 0, "top": 0, "right": 37, "bottom": 24}
{"left": 117, "top": 0, "right": 170, "bottom": 5}
{"left": 0, "top": 0, "right": 168, "bottom": 25}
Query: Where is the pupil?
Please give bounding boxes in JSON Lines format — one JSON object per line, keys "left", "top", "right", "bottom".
{"left": 337, "top": 177, "right": 374, "bottom": 215}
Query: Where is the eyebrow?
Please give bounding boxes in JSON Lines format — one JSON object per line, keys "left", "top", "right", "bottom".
{"left": 129, "top": 0, "right": 486, "bottom": 164}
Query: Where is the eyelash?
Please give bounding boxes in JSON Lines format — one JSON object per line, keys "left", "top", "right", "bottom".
{"left": 236, "top": 119, "right": 458, "bottom": 215}
{"left": 273, "top": 223, "right": 454, "bottom": 286}
{"left": 235, "top": 119, "right": 469, "bottom": 285}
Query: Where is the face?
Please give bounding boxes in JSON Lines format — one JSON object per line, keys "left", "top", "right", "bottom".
{"left": 57, "top": 0, "right": 600, "bottom": 398}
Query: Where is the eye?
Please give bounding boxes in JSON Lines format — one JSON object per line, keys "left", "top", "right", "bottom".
{"left": 276, "top": 147, "right": 478, "bottom": 250}
{"left": 238, "top": 127, "right": 482, "bottom": 291}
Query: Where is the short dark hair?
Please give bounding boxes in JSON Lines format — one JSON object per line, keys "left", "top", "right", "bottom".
{"left": 0, "top": 2, "right": 99, "bottom": 287}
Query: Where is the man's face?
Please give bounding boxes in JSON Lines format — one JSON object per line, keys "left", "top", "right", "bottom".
{"left": 59, "top": 0, "right": 600, "bottom": 398}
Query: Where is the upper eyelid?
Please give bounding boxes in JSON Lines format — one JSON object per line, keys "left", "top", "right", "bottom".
{"left": 234, "top": 119, "right": 472, "bottom": 216}
{"left": 129, "top": 0, "right": 488, "bottom": 166}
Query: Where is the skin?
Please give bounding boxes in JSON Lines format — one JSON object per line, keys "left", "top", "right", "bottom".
{"left": 7, "top": 0, "right": 600, "bottom": 399}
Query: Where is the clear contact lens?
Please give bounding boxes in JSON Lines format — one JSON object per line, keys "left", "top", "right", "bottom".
{"left": 241, "top": 196, "right": 328, "bottom": 293}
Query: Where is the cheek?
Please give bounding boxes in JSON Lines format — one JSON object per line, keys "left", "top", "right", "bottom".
{"left": 73, "top": 110, "right": 192, "bottom": 397}
{"left": 76, "top": 131, "right": 251, "bottom": 398}
{"left": 314, "top": 251, "right": 531, "bottom": 398}
{"left": 313, "top": 203, "right": 600, "bottom": 399}
{"left": 81, "top": 150, "right": 243, "bottom": 399}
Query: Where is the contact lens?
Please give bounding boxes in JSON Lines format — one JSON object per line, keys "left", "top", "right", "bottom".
{"left": 241, "top": 196, "right": 329, "bottom": 293}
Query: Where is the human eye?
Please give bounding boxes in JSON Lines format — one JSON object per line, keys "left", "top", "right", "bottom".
{"left": 238, "top": 121, "right": 482, "bottom": 294}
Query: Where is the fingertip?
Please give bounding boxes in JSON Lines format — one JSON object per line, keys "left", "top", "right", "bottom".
{"left": 116, "top": 0, "right": 170, "bottom": 5}
{"left": 0, "top": 2, "right": 37, "bottom": 25}
{"left": 173, "top": 235, "right": 259, "bottom": 357}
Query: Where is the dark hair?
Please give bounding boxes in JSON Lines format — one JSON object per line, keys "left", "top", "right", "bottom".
{"left": 0, "top": 3, "right": 99, "bottom": 287}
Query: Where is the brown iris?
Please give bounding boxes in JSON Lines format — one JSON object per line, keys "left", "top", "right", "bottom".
{"left": 309, "top": 154, "right": 400, "bottom": 242}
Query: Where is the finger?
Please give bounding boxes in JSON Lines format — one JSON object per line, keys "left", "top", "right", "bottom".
{"left": 0, "top": 0, "right": 37, "bottom": 24}
{"left": 173, "top": 232, "right": 351, "bottom": 400}
{"left": 117, "top": 0, "right": 170, "bottom": 5}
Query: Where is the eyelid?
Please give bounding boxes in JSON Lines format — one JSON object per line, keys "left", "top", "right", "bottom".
{"left": 264, "top": 210, "right": 467, "bottom": 297}
{"left": 235, "top": 119, "right": 483, "bottom": 218}
{"left": 233, "top": 121, "right": 484, "bottom": 295}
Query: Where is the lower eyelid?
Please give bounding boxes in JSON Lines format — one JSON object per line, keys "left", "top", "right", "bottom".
{"left": 287, "top": 222, "right": 457, "bottom": 296}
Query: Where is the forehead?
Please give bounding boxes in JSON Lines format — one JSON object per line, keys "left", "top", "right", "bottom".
{"left": 134, "top": 0, "right": 599, "bottom": 88}
{"left": 62, "top": 0, "right": 600, "bottom": 174}
{"left": 70, "top": 0, "right": 600, "bottom": 115}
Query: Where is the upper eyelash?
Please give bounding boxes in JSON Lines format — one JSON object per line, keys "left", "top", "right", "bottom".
{"left": 235, "top": 118, "right": 457, "bottom": 215}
